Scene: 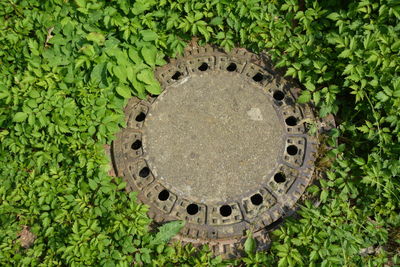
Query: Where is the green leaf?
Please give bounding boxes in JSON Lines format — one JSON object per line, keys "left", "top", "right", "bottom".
{"left": 298, "top": 70, "right": 304, "bottom": 82}
{"left": 116, "top": 85, "right": 131, "bottom": 98}
{"left": 29, "top": 90, "right": 40, "bottom": 98}
{"left": 354, "top": 157, "right": 366, "bottom": 165}
{"left": 278, "top": 257, "right": 288, "bottom": 267}
{"left": 0, "top": 89, "right": 10, "bottom": 99}
{"left": 285, "top": 67, "right": 296, "bottom": 77}
{"left": 310, "top": 250, "right": 318, "bottom": 261}
{"left": 141, "top": 30, "right": 158, "bottom": 41}
{"left": 244, "top": 232, "right": 256, "bottom": 255}
{"left": 128, "top": 48, "right": 143, "bottom": 64}
{"left": 327, "top": 12, "right": 340, "bottom": 21}
{"left": 117, "top": 181, "right": 127, "bottom": 190}
{"left": 338, "top": 49, "right": 351, "bottom": 58}
{"left": 376, "top": 91, "right": 389, "bottom": 102}
{"left": 91, "top": 63, "right": 105, "bottom": 82}
{"left": 86, "top": 32, "right": 105, "bottom": 45}
{"left": 155, "top": 53, "right": 167, "bottom": 66}
{"left": 75, "top": 0, "right": 86, "bottom": 8}
{"left": 320, "top": 190, "right": 328, "bottom": 202}
{"left": 137, "top": 69, "right": 155, "bottom": 85}
{"left": 305, "top": 81, "right": 316, "bottom": 91}
{"left": 210, "top": 17, "right": 223, "bottom": 25}
{"left": 14, "top": 112, "right": 28, "bottom": 122}
{"left": 149, "top": 221, "right": 185, "bottom": 246}
{"left": 88, "top": 179, "right": 98, "bottom": 190}
{"left": 391, "top": 40, "right": 400, "bottom": 51}
{"left": 197, "top": 25, "right": 211, "bottom": 41}
{"left": 343, "top": 64, "right": 354, "bottom": 75}
{"left": 145, "top": 82, "right": 162, "bottom": 95}
{"left": 107, "top": 48, "right": 130, "bottom": 66}
{"left": 141, "top": 45, "right": 157, "bottom": 67}
{"left": 313, "top": 91, "right": 321, "bottom": 105}
{"left": 113, "top": 65, "right": 127, "bottom": 82}
{"left": 298, "top": 91, "right": 311, "bottom": 104}
{"left": 131, "top": 79, "right": 147, "bottom": 99}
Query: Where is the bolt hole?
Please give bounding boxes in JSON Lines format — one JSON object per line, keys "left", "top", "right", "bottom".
{"left": 287, "top": 145, "right": 298, "bottom": 155}
{"left": 274, "top": 172, "right": 286, "bottom": 183}
{"left": 158, "top": 190, "right": 169, "bottom": 201}
{"left": 171, "top": 71, "right": 182, "bottom": 80}
{"left": 135, "top": 112, "right": 146, "bottom": 122}
{"left": 131, "top": 140, "right": 142, "bottom": 150}
{"left": 273, "top": 90, "right": 285, "bottom": 101}
{"left": 252, "top": 72, "right": 264, "bottom": 82}
{"left": 220, "top": 205, "right": 232, "bottom": 217}
{"left": 139, "top": 167, "right": 150, "bottom": 178}
{"left": 250, "top": 194, "right": 263, "bottom": 206}
{"left": 198, "top": 62, "right": 208, "bottom": 71}
{"left": 186, "top": 204, "right": 199, "bottom": 215}
{"left": 226, "top": 63, "right": 237, "bottom": 72}
{"left": 285, "top": 116, "right": 297, "bottom": 126}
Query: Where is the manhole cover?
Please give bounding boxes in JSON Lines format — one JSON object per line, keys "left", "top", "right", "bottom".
{"left": 111, "top": 46, "right": 331, "bottom": 257}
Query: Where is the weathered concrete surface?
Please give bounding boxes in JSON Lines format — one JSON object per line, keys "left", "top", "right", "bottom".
{"left": 144, "top": 72, "right": 285, "bottom": 204}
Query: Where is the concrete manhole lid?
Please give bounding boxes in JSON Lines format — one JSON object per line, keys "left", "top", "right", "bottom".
{"left": 111, "top": 46, "right": 328, "bottom": 257}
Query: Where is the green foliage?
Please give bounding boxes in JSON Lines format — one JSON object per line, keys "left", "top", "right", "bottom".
{"left": 149, "top": 221, "right": 185, "bottom": 247}
{"left": 240, "top": 231, "right": 273, "bottom": 266}
{"left": 0, "top": 0, "right": 399, "bottom": 266}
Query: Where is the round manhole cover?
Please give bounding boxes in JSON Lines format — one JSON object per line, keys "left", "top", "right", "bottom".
{"left": 111, "top": 46, "right": 330, "bottom": 257}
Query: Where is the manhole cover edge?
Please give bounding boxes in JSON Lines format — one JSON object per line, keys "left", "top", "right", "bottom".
{"left": 110, "top": 45, "right": 334, "bottom": 258}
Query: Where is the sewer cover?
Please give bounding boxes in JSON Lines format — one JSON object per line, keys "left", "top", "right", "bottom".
{"left": 111, "top": 46, "right": 331, "bottom": 257}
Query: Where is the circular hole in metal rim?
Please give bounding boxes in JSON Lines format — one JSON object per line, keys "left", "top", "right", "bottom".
{"left": 273, "top": 90, "right": 285, "bottom": 101}
{"left": 135, "top": 112, "right": 146, "bottom": 122}
{"left": 252, "top": 72, "right": 264, "bottom": 82}
{"left": 274, "top": 172, "right": 286, "bottom": 183}
{"left": 285, "top": 116, "right": 297, "bottom": 126}
{"left": 226, "top": 63, "right": 237, "bottom": 72}
{"left": 287, "top": 145, "right": 298, "bottom": 155}
{"left": 139, "top": 167, "right": 150, "bottom": 178}
{"left": 131, "top": 140, "right": 142, "bottom": 150}
{"left": 198, "top": 63, "right": 208, "bottom": 71}
{"left": 220, "top": 205, "right": 232, "bottom": 217}
{"left": 250, "top": 194, "right": 263, "bottom": 205}
{"left": 186, "top": 204, "right": 199, "bottom": 215}
{"left": 158, "top": 190, "right": 170, "bottom": 201}
{"left": 172, "top": 71, "right": 182, "bottom": 80}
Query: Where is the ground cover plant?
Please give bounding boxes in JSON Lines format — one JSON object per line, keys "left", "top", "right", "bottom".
{"left": 0, "top": 0, "right": 399, "bottom": 266}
